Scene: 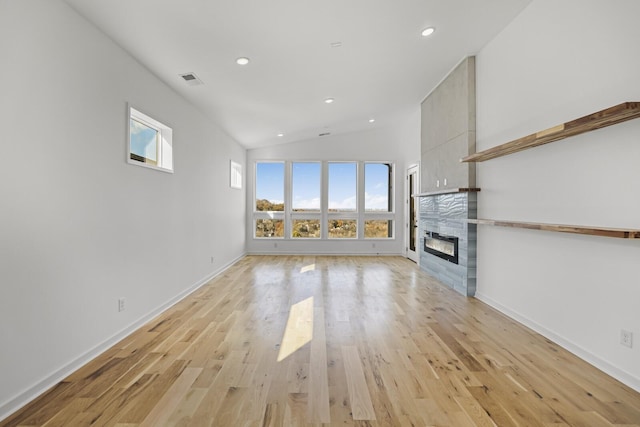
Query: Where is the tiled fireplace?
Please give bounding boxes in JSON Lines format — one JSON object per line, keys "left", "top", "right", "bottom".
{"left": 418, "top": 190, "right": 477, "bottom": 296}
{"left": 418, "top": 56, "right": 477, "bottom": 296}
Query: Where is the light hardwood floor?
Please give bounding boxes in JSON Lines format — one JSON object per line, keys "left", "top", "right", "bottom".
{"left": 3, "top": 256, "right": 640, "bottom": 426}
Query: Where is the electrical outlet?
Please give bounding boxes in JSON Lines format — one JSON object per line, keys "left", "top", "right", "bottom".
{"left": 118, "top": 298, "right": 126, "bottom": 312}
{"left": 621, "top": 329, "right": 633, "bottom": 348}
{"left": 210, "top": 256, "right": 214, "bottom": 264}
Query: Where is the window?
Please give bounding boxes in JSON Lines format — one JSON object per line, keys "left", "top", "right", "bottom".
{"left": 291, "top": 162, "right": 321, "bottom": 238}
{"left": 252, "top": 160, "right": 395, "bottom": 241}
{"left": 292, "top": 219, "right": 321, "bottom": 238}
{"left": 292, "top": 162, "right": 320, "bottom": 212}
{"left": 255, "top": 219, "right": 284, "bottom": 238}
{"left": 255, "top": 162, "right": 284, "bottom": 212}
{"left": 364, "top": 220, "right": 393, "bottom": 238}
{"left": 364, "top": 163, "right": 392, "bottom": 212}
{"left": 328, "top": 162, "right": 358, "bottom": 239}
{"left": 254, "top": 162, "right": 285, "bottom": 238}
{"left": 128, "top": 105, "right": 173, "bottom": 173}
{"left": 230, "top": 160, "right": 242, "bottom": 189}
{"left": 328, "top": 219, "right": 357, "bottom": 239}
{"left": 328, "top": 162, "right": 357, "bottom": 212}
{"left": 364, "top": 163, "right": 393, "bottom": 239}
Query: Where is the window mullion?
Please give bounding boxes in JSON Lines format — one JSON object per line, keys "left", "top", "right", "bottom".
{"left": 357, "top": 161, "right": 365, "bottom": 239}
{"left": 156, "top": 130, "right": 162, "bottom": 167}
{"left": 285, "top": 160, "right": 292, "bottom": 240}
{"left": 321, "top": 161, "right": 328, "bottom": 239}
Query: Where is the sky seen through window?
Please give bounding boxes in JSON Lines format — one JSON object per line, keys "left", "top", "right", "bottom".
{"left": 256, "top": 162, "right": 390, "bottom": 211}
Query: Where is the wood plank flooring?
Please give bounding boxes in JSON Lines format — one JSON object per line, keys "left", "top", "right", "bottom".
{"left": 2, "top": 255, "right": 640, "bottom": 426}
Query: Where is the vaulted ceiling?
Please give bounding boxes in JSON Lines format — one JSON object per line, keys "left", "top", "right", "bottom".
{"left": 63, "top": 0, "right": 531, "bottom": 149}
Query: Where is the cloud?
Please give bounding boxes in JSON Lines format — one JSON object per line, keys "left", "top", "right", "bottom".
{"left": 275, "top": 194, "right": 388, "bottom": 211}
{"left": 365, "top": 192, "right": 388, "bottom": 210}
{"left": 129, "top": 119, "right": 157, "bottom": 159}
{"left": 293, "top": 197, "right": 320, "bottom": 210}
{"left": 130, "top": 119, "right": 152, "bottom": 135}
{"left": 329, "top": 195, "right": 357, "bottom": 210}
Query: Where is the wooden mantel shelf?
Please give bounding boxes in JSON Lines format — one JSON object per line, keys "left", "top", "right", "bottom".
{"left": 468, "top": 219, "right": 640, "bottom": 239}
{"left": 461, "top": 102, "right": 640, "bottom": 162}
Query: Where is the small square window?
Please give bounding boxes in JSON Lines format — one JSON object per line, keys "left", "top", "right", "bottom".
{"left": 128, "top": 105, "right": 173, "bottom": 173}
{"left": 230, "top": 160, "right": 242, "bottom": 189}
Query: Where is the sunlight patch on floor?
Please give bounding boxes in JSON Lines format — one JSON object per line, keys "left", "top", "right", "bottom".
{"left": 277, "top": 297, "right": 314, "bottom": 362}
{"left": 300, "top": 263, "right": 316, "bottom": 273}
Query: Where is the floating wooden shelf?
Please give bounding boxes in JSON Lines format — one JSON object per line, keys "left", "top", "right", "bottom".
{"left": 415, "top": 188, "right": 481, "bottom": 197}
{"left": 461, "top": 102, "right": 640, "bottom": 162}
{"left": 468, "top": 219, "right": 640, "bottom": 239}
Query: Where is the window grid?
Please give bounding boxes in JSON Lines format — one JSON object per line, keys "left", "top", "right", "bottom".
{"left": 253, "top": 160, "right": 394, "bottom": 240}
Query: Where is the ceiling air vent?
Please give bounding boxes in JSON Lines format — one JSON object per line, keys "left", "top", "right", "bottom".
{"left": 179, "top": 72, "right": 203, "bottom": 86}
{"left": 319, "top": 132, "right": 331, "bottom": 137}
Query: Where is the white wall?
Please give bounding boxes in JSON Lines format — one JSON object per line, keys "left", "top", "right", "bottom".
{"left": 0, "top": 0, "right": 246, "bottom": 418}
{"left": 475, "top": 0, "right": 640, "bottom": 390}
{"left": 246, "top": 110, "right": 421, "bottom": 255}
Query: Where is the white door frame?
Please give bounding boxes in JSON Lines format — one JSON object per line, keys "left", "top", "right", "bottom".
{"left": 406, "top": 164, "right": 420, "bottom": 263}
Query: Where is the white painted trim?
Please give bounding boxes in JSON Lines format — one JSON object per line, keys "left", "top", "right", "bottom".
{"left": 405, "top": 163, "right": 420, "bottom": 264}
{"left": 0, "top": 253, "right": 246, "bottom": 422}
{"left": 474, "top": 292, "right": 640, "bottom": 393}
{"left": 247, "top": 252, "right": 402, "bottom": 257}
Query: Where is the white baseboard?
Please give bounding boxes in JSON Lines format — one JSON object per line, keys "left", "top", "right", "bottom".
{"left": 474, "top": 292, "right": 640, "bottom": 393}
{"left": 0, "top": 253, "right": 246, "bottom": 423}
{"left": 246, "top": 251, "right": 403, "bottom": 256}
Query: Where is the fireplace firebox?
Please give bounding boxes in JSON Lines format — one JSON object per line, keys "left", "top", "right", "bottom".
{"left": 424, "top": 231, "right": 459, "bottom": 264}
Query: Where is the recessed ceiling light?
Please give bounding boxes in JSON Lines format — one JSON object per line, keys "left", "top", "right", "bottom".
{"left": 330, "top": 41, "right": 343, "bottom": 48}
{"left": 324, "top": 98, "right": 334, "bottom": 104}
{"left": 421, "top": 27, "right": 435, "bottom": 37}
{"left": 236, "top": 57, "right": 250, "bottom": 65}
{"left": 369, "top": 118, "right": 375, "bottom": 123}
{"left": 277, "top": 133, "right": 284, "bottom": 137}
